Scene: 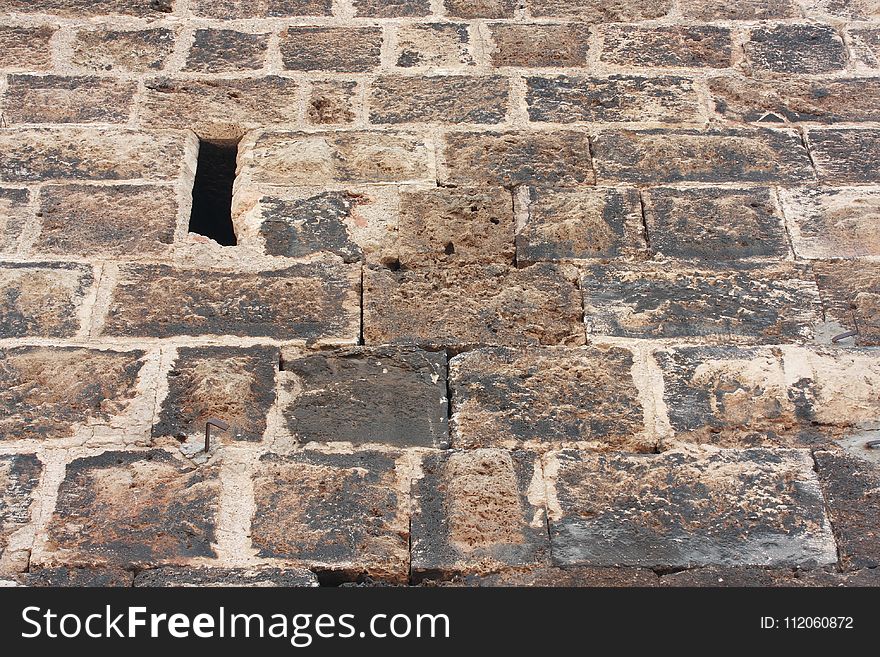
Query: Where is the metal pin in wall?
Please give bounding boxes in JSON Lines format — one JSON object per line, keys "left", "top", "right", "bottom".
{"left": 205, "top": 418, "right": 230, "bottom": 453}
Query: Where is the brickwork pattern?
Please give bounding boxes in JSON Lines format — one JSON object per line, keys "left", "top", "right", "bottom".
{"left": 1, "top": 0, "right": 879, "bottom": 586}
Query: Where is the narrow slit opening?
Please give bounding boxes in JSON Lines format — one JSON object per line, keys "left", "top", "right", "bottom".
{"left": 189, "top": 137, "right": 240, "bottom": 246}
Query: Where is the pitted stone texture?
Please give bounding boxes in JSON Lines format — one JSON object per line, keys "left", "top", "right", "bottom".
{"left": 0, "top": 26, "right": 55, "bottom": 70}
{"left": 141, "top": 77, "right": 300, "bottom": 133}
{"left": 4, "top": 76, "right": 135, "bottom": 125}
{"left": 0, "top": 129, "right": 185, "bottom": 182}
{"left": 526, "top": 75, "right": 701, "bottom": 125}
{"left": 451, "top": 346, "right": 649, "bottom": 451}
{"left": 398, "top": 187, "right": 513, "bottom": 267}
{"left": 813, "top": 260, "right": 880, "bottom": 344}
{"left": 661, "top": 566, "right": 880, "bottom": 587}
{"left": 582, "top": 263, "right": 822, "bottom": 343}
{"left": 0, "top": 188, "right": 31, "bottom": 254}
{"left": 679, "top": 0, "right": 798, "bottom": 20}
{"left": 354, "top": 0, "right": 429, "bottom": 16}
{"left": 364, "top": 263, "right": 585, "bottom": 348}
{"left": 0, "top": 263, "right": 93, "bottom": 338}
{"left": 279, "top": 347, "right": 447, "bottom": 448}
{"left": 396, "top": 24, "right": 473, "bottom": 68}
{"left": 190, "top": 0, "right": 332, "bottom": 17}
{"left": 600, "top": 26, "right": 732, "bottom": 68}
{"left": 412, "top": 449, "right": 548, "bottom": 578}
{"left": 780, "top": 187, "right": 880, "bottom": 259}
{"left": 643, "top": 187, "right": 789, "bottom": 262}
{"left": 801, "top": 0, "right": 880, "bottom": 21}
{"left": 0, "top": 454, "right": 41, "bottom": 575}
{"left": 516, "top": 187, "right": 644, "bottom": 263}
{"left": 45, "top": 450, "right": 219, "bottom": 568}
{"left": 280, "top": 27, "right": 382, "bottom": 72}
{"left": 444, "top": 0, "right": 516, "bottom": 17}
{"left": 547, "top": 449, "right": 837, "bottom": 568}
{"left": 185, "top": 29, "right": 269, "bottom": 72}
{"left": 71, "top": 28, "right": 176, "bottom": 72}
{"left": 488, "top": 24, "right": 591, "bottom": 68}
{"left": 21, "top": 566, "right": 132, "bottom": 587}
{"left": 815, "top": 450, "right": 880, "bottom": 570}
{"left": 241, "top": 131, "right": 432, "bottom": 186}
{"left": 745, "top": 25, "right": 847, "bottom": 74}
{"left": 0, "top": 0, "right": 171, "bottom": 16}
{"left": 308, "top": 81, "right": 357, "bottom": 125}
{"left": 808, "top": 129, "right": 880, "bottom": 184}
{"left": 530, "top": 0, "right": 672, "bottom": 20}
{"left": 442, "top": 131, "right": 594, "bottom": 188}
{"left": 102, "top": 263, "right": 360, "bottom": 341}
{"left": 37, "top": 184, "right": 176, "bottom": 257}
{"left": 134, "top": 567, "right": 318, "bottom": 587}
{"left": 592, "top": 129, "right": 814, "bottom": 184}
{"left": 446, "top": 567, "right": 658, "bottom": 587}
{"left": 795, "top": 347, "right": 880, "bottom": 430}
{"left": 369, "top": 76, "right": 508, "bottom": 125}
{"left": 252, "top": 450, "right": 410, "bottom": 583}
{"left": 154, "top": 346, "right": 277, "bottom": 443}
{"left": 0, "top": 347, "right": 144, "bottom": 441}
{"left": 709, "top": 76, "right": 880, "bottom": 124}
{"left": 850, "top": 28, "right": 880, "bottom": 68}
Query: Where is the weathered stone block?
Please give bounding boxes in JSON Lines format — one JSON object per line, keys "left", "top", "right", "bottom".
{"left": 808, "top": 128, "right": 880, "bottom": 184}
{"left": 412, "top": 449, "right": 548, "bottom": 579}
{"left": 398, "top": 187, "right": 513, "bottom": 267}
{"left": 134, "top": 567, "right": 317, "bottom": 587}
{"left": 850, "top": 28, "right": 880, "bottom": 68}
{"left": 279, "top": 347, "right": 447, "bottom": 448}
{"left": 526, "top": 75, "right": 701, "bottom": 124}
{"left": 0, "top": 128, "right": 185, "bottom": 182}
{"left": 0, "top": 188, "right": 31, "bottom": 254}
{"left": 363, "top": 263, "right": 585, "bottom": 348}
{"left": 661, "top": 566, "right": 880, "bottom": 587}
{"left": 0, "top": 0, "right": 169, "bottom": 16}
{"left": 801, "top": 0, "right": 879, "bottom": 21}
{"left": 102, "top": 263, "right": 360, "bottom": 341}
{"left": 0, "top": 26, "right": 55, "bottom": 70}
{"left": 21, "top": 566, "right": 132, "bottom": 587}
{"left": 593, "top": 129, "right": 814, "bottom": 184}
{"left": 451, "top": 346, "right": 649, "bottom": 451}
{"left": 0, "top": 263, "right": 93, "bottom": 338}
{"left": 369, "top": 75, "right": 508, "bottom": 125}
{"left": 793, "top": 347, "right": 880, "bottom": 429}
{"left": 780, "top": 187, "right": 880, "bottom": 259}
{"left": 0, "top": 347, "right": 144, "bottom": 441}
{"left": 280, "top": 27, "right": 382, "bottom": 72}
{"left": 307, "top": 80, "right": 357, "bottom": 125}
{"left": 447, "top": 566, "right": 658, "bottom": 587}
{"left": 679, "top": 0, "right": 798, "bottom": 19}
{"left": 252, "top": 450, "right": 410, "bottom": 583}
{"left": 530, "top": 0, "right": 672, "bottom": 20}
{"left": 445, "top": 0, "right": 516, "bottom": 17}
{"left": 442, "top": 131, "right": 594, "bottom": 188}
{"left": 240, "top": 131, "right": 432, "bottom": 186}
{"left": 745, "top": 25, "right": 847, "bottom": 74}
{"left": 4, "top": 75, "right": 135, "bottom": 124}
{"left": 515, "top": 187, "right": 644, "bottom": 263}
{"left": 354, "top": 0, "right": 429, "bottom": 16}
{"left": 396, "top": 23, "right": 472, "bottom": 68}
{"left": 582, "top": 263, "right": 822, "bottom": 342}
{"left": 71, "top": 28, "right": 175, "bottom": 72}
{"left": 185, "top": 29, "right": 269, "bottom": 72}
{"left": 547, "top": 448, "right": 837, "bottom": 568}
{"left": 600, "top": 26, "right": 732, "bottom": 68}
{"left": 45, "top": 450, "right": 219, "bottom": 568}
{"left": 190, "top": 0, "right": 331, "bottom": 17}
{"left": 154, "top": 346, "right": 277, "bottom": 443}
{"left": 488, "top": 24, "right": 590, "bottom": 68}
{"left": 141, "top": 77, "right": 299, "bottom": 132}
{"left": 0, "top": 454, "right": 41, "bottom": 575}
{"left": 36, "top": 184, "right": 176, "bottom": 257}
{"left": 709, "top": 75, "right": 880, "bottom": 124}
{"left": 813, "top": 260, "right": 880, "bottom": 344}
{"left": 642, "top": 187, "right": 789, "bottom": 261}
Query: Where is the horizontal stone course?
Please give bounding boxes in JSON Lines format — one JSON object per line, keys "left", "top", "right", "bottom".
{"left": 0, "top": 263, "right": 93, "bottom": 338}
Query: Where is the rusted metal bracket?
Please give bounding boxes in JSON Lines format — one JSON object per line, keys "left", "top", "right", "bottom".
{"left": 205, "top": 418, "right": 229, "bottom": 453}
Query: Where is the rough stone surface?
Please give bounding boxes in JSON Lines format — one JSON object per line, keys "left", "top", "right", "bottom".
{"left": 190, "top": 0, "right": 332, "bottom": 17}
{"left": 489, "top": 24, "right": 591, "bottom": 68}
{"left": 280, "top": 27, "right": 382, "bottom": 72}
{"left": 185, "top": 29, "right": 269, "bottom": 72}
{"left": 530, "top": 0, "right": 673, "bottom": 21}
{"left": 44, "top": 450, "right": 219, "bottom": 568}
{"left": 354, "top": 0, "right": 429, "bottom": 16}
{"left": 369, "top": 76, "right": 508, "bottom": 125}
{"left": 307, "top": 81, "right": 357, "bottom": 125}
{"left": 780, "top": 187, "right": 880, "bottom": 259}
{"left": 364, "top": 263, "right": 585, "bottom": 348}
{"left": 0, "top": 263, "right": 93, "bottom": 338}
{"left": 71, "top": 28, "right": 176, "bottom": 72}
{"left": 451, "top": 346, "right": 650, "bottom": 451}
{"left": 0, "top": 26, "right": 55, "bottom": 70}
{"left": 600, "top": 25, "right": 732, "bottom": 68}
{"left": 0, "top": 0, "right": 169, "bottom": 16}
{"left": 36, "top": 184, "right": 176, "bottom": 256}
{"left": 102, "top": 263, "right": 360, "bottom": 341}
{"left": 279, "top": 347, "right": 447, "bottom": 448}
{"left": 4, "top": 76, "right": 135, "bottom": 125}
{"left": 0, "top": 188, "right": 31, "bottom": 254}
{"left": 850, "top": 28, "right": 880, "bottom": 68}
{"left": 412, "top": 449, "right": 548, "bottom": 579}
{"left": 251, "top": 450, "right": 410, "bottom": 583}
{"left": 0, "top": 454, "right": 42, "bottom": 574}
{"left": 527, "top": 75, "right": 701, "bottom": 124}
{"left": 547, "top": 449, "right": 837, "bottom": 568}
{"left": 661, "top": 566, "right": 880, "bottom": 587}
{"left": 134, "top": 567, "right": 318, "bottom": 587}
{"left": 396, "top": 23, "right": 473, "bottom": 68}
{"left": 813, "top": 260, "right": 880, "bottom": 344}
{"left": 21, "top": 566, "right": 132, "bottom": 587}
{"left": 444, "top": 0, "right": 516, "bottom": 18}
{"left": 0, "top": 347, "right": 144, "bottom": 441}
{"left": 808, "top": 129, "right": 880, "bottom": 184}
{"left": 444, "top": 567, "right": 659, "bottom": 587}
{"left": 592, "top": 129, "right": 814, "bottom": 183}
{"left": 679, "top": 0, "right": 798, "bottom": 20}
{"left": 745, "top": 25, "right": 847, "bottom": 74}
{"left": 582, "top": 263, "right": 822, "bottom": 343}
{"left": 154, "top": 346, "right": 277, "bottom": 443}
{"left": 643, "top": 187, "right": 789, "bottom": 261}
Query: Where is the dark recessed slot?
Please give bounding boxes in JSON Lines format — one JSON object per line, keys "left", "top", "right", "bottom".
{"left": 189, "top": 138, "right": 239, "bottom": 246}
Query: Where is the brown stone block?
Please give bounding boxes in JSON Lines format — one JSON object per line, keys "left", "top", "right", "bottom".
{"left": 0, "top": 263, "right": 93, "bottom": 338}
{"left": 679, "top": 0, "right": 798, "bottom": 20}
{"left": 450, "top": 346, "right": 649, "bottom": 451}
{"left": 396, "top": 23, "right": 472, "bottom": 68}
{"left": 0, "top": 26, "right": 55, "bottom": 70}
{"left": 0, "top": 188, "right": 31, "bottom": 254}
{"left": 600, "top": 26, "right": 732, "bottom": 68}
{"left": 808, "top": 128, "right": 880, "bottom": 184}
{"left": 190, "top": 0, "right": 331, "bottom": 17}
{"left": 280, "top": 27, "right": 382, "bottom": 72}
{"left": 444, "top": 566, "right": 658, "bottom": 587}
{"left": 813, "top": 260, "right": 880, "bottom": 344}
{"left": 660, "top": 566, "right": 880, "bottom": 587}
{"left": 745, "top": 25, "right": 847, "bottom": 74}
{"left": 530, "top": 0, "right": 672, "bottom": 20}
{"left": 184, "top": 29, "right": 269, "bottom": 72}
{"left": 134, "top": 566, "right": 318, "bottom": 586}
{"left": 21, "top": 566, "right": 133, "bottom": 587}
{"left": 0, "top": 454, "right": 41, "bottom": 575}
{"left": 488, "top": 24, "right": 590, "bottom": 68}
{"left": 71, "top": 28, "right": 175, "bottom": 72}
{"left": 369, "top": 75, "right": 508, "bottom": 125}
{"left": 850, "top": 28, "right": 880, "bottom": 67}
{"left": 0, "top": 0, "right": 171, "bottom": 16}
{"left": 444, "top": 0, "right": 516, "bottom": 18}
{"left": 307, "top": 81, "right": 357, "bottom": 125}
{"left": 4, "top": 75, "right": 135, "bottom": 124}
{"left": 353, "top": 0, "right": 429, "bottom": 16}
